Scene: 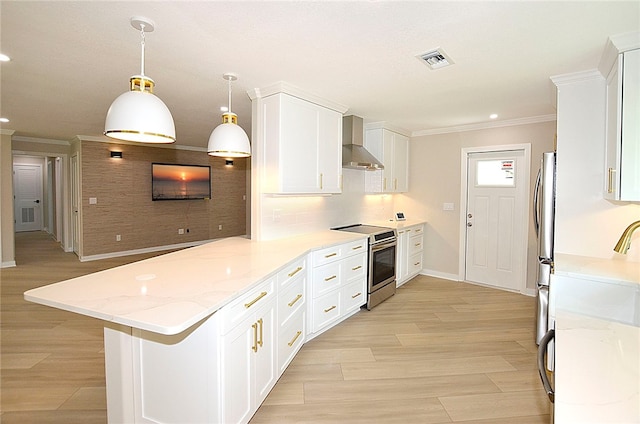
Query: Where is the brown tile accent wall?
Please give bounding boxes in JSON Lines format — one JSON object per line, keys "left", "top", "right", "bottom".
{"left": 81, "top": 141, "right": 247, "bottom": 256}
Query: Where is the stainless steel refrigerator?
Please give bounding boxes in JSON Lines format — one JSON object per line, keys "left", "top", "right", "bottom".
{"left": 534, "top": 151, "right": 556, "bottom": 345}
{"left": 534, "top": 151, "right": 556, "bottom": 416}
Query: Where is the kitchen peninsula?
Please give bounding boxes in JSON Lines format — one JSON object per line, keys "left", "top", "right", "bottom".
{"left": 24, "top": 230, "right": 369, "bottom": 423}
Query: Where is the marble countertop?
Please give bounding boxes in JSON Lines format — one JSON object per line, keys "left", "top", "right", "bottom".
{"left": 366, "top": 219, "right": 426, "bottom": 230}
{"left": 555, "top": 253, "right": 640, "bottom": 286}
{"left": 24, "top": 231, "right": 367, "bottom": 336}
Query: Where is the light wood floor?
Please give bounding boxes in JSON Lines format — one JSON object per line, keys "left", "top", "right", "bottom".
{"left": 1, "top": 231, "right": 551, "bottom": 423}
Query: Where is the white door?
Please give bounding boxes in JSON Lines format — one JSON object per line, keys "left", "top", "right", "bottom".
{"left": 71, "top": 154, "right": 80, "bottom": 255}
{"left": 13, "top": 164, "right": 43, "bottom": 232}
{"left": 465, "top": 150, "right": 526, "bottom": 291}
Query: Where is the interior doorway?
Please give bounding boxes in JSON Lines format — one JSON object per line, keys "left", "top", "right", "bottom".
{"left": 13, "top": 163, "right": 43, "bottom": 232}
{"left": 459, "top": 145, "right": 530, "bottom": 293}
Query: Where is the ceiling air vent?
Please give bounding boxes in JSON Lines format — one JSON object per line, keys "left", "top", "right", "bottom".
{"left": 417, "top": 48, "right": 454, "bottom": 70}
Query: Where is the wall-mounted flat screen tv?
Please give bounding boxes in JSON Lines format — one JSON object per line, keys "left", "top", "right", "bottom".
{"left": 151, "top": 163, "right": 211, "bottom": 201}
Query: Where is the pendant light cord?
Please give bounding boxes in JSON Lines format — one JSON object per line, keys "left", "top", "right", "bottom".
{"left": 139, "top": 24, "right": 146, "bottom": 76}
{"left": 227, "top": 76, "right": 233, "bottom": 114}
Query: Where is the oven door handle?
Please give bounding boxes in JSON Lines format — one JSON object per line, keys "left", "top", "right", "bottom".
{"left": 537, "top": 329, "right": 555, "bottom": 403}
{"left": 371, "top": 240, "right": 397, "bottom": 251}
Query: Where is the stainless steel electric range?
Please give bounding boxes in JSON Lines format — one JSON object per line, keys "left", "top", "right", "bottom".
{"left": 332, "top": 224, "right": 397, "bottom": 309}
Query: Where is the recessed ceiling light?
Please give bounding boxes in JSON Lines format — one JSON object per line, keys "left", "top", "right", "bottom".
{"left": 0, "top": 54, "right": 11, "bottom": 62}
{"left": 489, "top": 114, "right": 498, "bottom": 119}
{"left": 0, "top": 118, "right": 9, "bottom": 123}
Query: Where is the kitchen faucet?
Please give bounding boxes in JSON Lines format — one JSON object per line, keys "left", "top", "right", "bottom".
{"left": 613, "top": 220, "right": 640, "bottom": 254}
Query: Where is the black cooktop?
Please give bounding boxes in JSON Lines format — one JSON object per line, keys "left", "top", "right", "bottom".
{"left": 332, "top": 224, "right": 392, "bottom": 235}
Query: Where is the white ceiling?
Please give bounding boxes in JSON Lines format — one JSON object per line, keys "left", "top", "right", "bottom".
{"left": 1, "top": 1, "right": 638, "bottom": 148}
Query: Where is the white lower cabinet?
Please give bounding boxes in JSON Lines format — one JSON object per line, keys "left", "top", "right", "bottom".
{"left": 397, "top": 224, "right": 424, "bottom": 287}
{"left": 308, "top": 239, "right": 367, "bottom": 337}
{"left": 219, "top": 279, "right": 277, "bottom": 424}
{"left": 105, "top": 240, "right": 368, "bottom": 424}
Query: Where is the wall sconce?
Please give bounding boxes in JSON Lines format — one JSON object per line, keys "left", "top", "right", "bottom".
{"left": 225, "top": 159, "right": 234, "bottom": 166}
{"left": 110, "top": 151, "right": 123, "bottom": 159}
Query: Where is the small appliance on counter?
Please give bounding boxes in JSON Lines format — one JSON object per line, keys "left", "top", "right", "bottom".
{"left": 332, "top": 224, "right": 397, "bottom": 309}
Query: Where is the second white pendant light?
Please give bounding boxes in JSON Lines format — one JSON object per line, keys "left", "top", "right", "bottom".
{"left": 208, "top": 73, "right": 251, "bottom": 158}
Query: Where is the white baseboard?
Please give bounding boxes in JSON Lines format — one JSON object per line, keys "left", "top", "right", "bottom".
{"left": 420, "top": 269, "right": 460, "bottom": 282}
{"left": 79, "top": 240, "right": 213, "bottom": 262}
{"left": 1, "top": 260, "right": 17, "bottom": 268}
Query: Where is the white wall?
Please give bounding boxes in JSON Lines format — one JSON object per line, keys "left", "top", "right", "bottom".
{"left": 554, "top": 71, "right": 640, "bottom": 262}
{"left": 395, "top": 121, "right": 557, "bottom": 287}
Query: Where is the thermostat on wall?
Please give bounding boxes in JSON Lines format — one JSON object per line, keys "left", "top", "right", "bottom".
{"left": 395, "top": 212, "right": 406, "bottom": 221}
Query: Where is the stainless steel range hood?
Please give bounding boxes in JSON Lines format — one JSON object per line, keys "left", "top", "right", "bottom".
{"left": 342, "top": 115, "right": 384, "bottom": 170}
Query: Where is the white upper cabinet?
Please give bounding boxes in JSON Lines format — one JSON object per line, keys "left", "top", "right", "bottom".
{"left": 602, "top": 34, "right": 640, "bottom": 201}
{"left": 364, "top": 127, "right": 409, "bottom": 193}
{"left": 250, "top": 85, "right": 346, "bottom": 195}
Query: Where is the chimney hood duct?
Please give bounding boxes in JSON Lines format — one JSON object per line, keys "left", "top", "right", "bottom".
{"left": 342, "top": 115, "right": 384, "bottom": 170}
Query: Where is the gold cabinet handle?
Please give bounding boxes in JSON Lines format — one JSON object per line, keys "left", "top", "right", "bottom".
{"left": 351, "top": 245, "right": 362, "bottom": 250}
{"left": 257, "top": 318, "right": 263, "bottom": 348}
{"left": 351, "top": 292, "right": 362, "bottom": 299}
{"left": 394, "top": 178, "right": 397, "bottom": 190}
{"left": 352, "top": 265, "right": 362, "bottom": 271}
{"left": 383, "top": 178, "right": 387, "bottom": 191}
{"left": 288, "top": 331, "right": 302, "bottom": 347}
{"left": 398, "top": 230, "right": 405, "bottom": 234}
{"left": 324, "top": 305, "right": 337, "bottom": 313}
{"left": 415, "top": 242, "right": 421, "bottom": 247}
{"left": 320, "top": 173, "right": 323, "bottom": 190}
{"left": 406, "top": 229, "right": 411, "bottom": 233}
{"left": 287, "top": 266, "right": 303, "bottom": 278}
{"left": 288, "top": 294, "right": 303, "bottom": 307}
{"left": 325, "top": 275, "right": 337, "bottom": 282}
{"left": 245, "top": 291, "right": 268, "bottom": 309}
{"left": 607, "top": 167, "right": 615, "bottom": 194}
{"left": 251, "top": 322, "right": 258, "bottom": 352}
{"left": 324, "top": 252, "right": 337, "bottom": 258}
{"left": 414, "top": 262, "right": 421, "bottom": 266}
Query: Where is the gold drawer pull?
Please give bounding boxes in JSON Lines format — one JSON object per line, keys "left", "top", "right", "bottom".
{"left": 288, "top": 331, "right": 302, "bottom": 347}
{"left": 352, "top": 265, "right": 362, "bottom": 271}
{"left": 245, "top": 291, "right": 267, "bottom": 309}
{"left": 288, "top": 294, "right": 303, "bottom": 307}
{"left": 414, "top": 262, "right": 421, "bottom": 266}
{"left": 415, "top": 242, "right": 421, "bottom": 247}
{"left": 351, "top": 292, "right": 362, "bottom": 299}
{"left": 352, "top": 245, "right": 363, "bottom": 250}
{"left": 325, "top": 275, "right": 337, "bottom": 282}
{"left": 324, "top": 252, "right": 337, "bottom": 258}
{"left": 251, "top": 323, "right": 258, "bottom": 352}
{"left": 607, "top": 167, "right": 615, "bottom": 193}
{"left": 324, "top": 305, "right": 337, "bottom": 313}
{"left": 287, "top": 266, "right": 303, "bottom": 278}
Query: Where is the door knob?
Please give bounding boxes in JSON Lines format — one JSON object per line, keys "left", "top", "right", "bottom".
{"left": 467, "top": 222, "right": 472, "bottom": 227}
{"left": 34, "top": 199, "right": 40, "bottom": 203}
{"left": 467, "top": 213, "right": 472, "bottom": 218}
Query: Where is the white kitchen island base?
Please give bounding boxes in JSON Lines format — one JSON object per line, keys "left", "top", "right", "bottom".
{"left": 104, "top": 315, "right": 221, "bottom": 424}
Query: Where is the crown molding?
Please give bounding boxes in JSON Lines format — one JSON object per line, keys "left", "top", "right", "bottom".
{"left": 364, "top": 121, "right": 411, "bottom": 137}
{"left": 12, "top": 135, "right": 69, "bottom": 145}
{"left": 412, "top": 114, "right": 557, "bottom": 137}
{"left": 550, "top": 69, "right": 604, "bottom": 87}
{"left": 247, "top": 82, "right": 349, "bottom": 114}
{"left": 74, "top": 135, "right": 207, "bottom": 152}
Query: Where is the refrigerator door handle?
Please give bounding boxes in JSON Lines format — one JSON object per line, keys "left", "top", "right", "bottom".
{"left": 537, "top": 329, "right": 555, "bottom": 403}
{"left": 533, "top": 168, "right": 541, "bottom": 237}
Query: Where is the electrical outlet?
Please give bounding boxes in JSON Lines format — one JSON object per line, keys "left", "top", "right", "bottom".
{"left": 443, "top": 202, "right": 455, "bottom": 211}
{"left": 116, "top": 234, "right": 121, "bottom": 242}
{"left": 178, "top": 228, "right": 185, "bottom": 235}
{"left": 218, "top": 224, "right": 223, "bottom": 230}
{"left": 89, "top": 197, "right": 97, "bottom": 205}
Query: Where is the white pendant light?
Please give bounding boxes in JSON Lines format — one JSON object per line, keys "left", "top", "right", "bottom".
{"left": 104, "top": 17, "right": 175, "bottom": 144}
{"left": 208, "top": 73, "right": 251, "bottom": 157}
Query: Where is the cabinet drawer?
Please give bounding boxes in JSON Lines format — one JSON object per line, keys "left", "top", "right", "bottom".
{"left": 312, "top": 261, "right": 341, "bottom": 298}
{"left": 409, "top": 252, "right": 423, "bottom": 275}
{"left": 278, "top": 309, "right": 305, "bottom": 374}
{"left": 278, "top": 275, "right": 305, "bottom": 327}
{"left": 311, "top": 290, "right": 341, "bottom": 333}
{"left": 277, "top": 257, "right": 306, "bottom": 288}
{"left": 409, "top": 234, "right": 424, "bottom": 255}
{"left": 218, "top": 278, "right": 275, "bottom": 335}
{"left": 343, "top": 239, "right": 367, "bottom": 258}
{"left": 312, "top": 244, "right": 344, "bottom": 267}
{"left": 411, "top": 225, "right": 424, "bottom": 236}
{"left": 343, "top": 253, "right": 367, "bottom": 282}
{"left": 341, "top": 278, "right": 366, "bottom": 315}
